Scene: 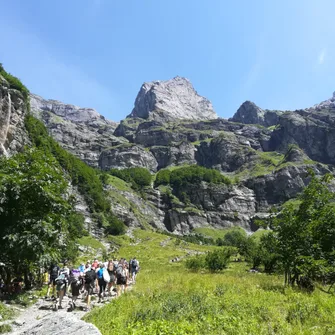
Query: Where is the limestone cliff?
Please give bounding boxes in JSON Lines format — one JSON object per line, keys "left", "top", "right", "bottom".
{"left": 128, "top": 76, "right": 218, "bottom": 122}
{"left": 30, "top": 93, "right": 125, "bottom": 167}
{"left": 0, "top": 75, "right": 30, "bottom": 156}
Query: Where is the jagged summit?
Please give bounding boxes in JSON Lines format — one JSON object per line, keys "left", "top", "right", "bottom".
{"left": 128, "top": 76, "right": 218, "bottom": 121}
{"left": 312, "top": 91, "right": 335, "bottom": 110}
{"left": 230, "top": 100, "right": 282, "bottom": 127}
{"left": 30, "top": 93, "right": 115, "bottom": 125}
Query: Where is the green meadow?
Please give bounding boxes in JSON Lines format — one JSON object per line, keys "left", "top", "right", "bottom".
{"left": 84, "top": 229, "right": 335, "bottom": 335}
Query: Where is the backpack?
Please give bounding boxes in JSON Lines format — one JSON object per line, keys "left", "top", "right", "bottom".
{"left": 70, "top": 269, "right": 81, "bottom": 284}
{"left": 55, "top": 273, "right": 66, "bottom": 287}
{"left": 103, "top": 269, "right": 110, "bottom": 283}
{"left": 85, "top": 270, "right": 96, "bottom": 284}
{"left": 116, "top": 265, "right": 125, "bottom": 279}
{"left": 51, "top": 266, "right": 59, "bottom": 278}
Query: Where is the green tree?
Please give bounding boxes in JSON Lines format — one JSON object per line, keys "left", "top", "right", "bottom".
{"left": 267, "top": 173, "right": 335, "bottom": 288}
{"left": 0, "top": 149, "right": 82, "bottom": 286}
{"left": 223, "top": 229, "right": 248, "bottom": 249}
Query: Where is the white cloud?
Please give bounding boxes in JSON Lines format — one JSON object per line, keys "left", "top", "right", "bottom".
{"left": 318, "top": 49, "right": 326, "bottom": 64}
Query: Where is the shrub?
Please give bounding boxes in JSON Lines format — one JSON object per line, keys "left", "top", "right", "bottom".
{"left": 155, "top": 169, "right": 171, "bottom": 187}
{"left": 185, "top": 254, "right": 206, "bottom": 271}
{"left": 205, "top": 248, "right": 234, "bottom": 272}
{"left": 106, "top": 214, "right": 126, "bottom": 235}
{"left": 223, "top": 229, "right": 248, "bottom": 248}
{"left": 109, "top": 167, "right": 152, "bottom": 190}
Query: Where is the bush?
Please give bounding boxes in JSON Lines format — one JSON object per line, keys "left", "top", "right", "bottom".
{"left": 205, "top": 248, "right": 234, "bottom": 272}
{"left": 186, "top": 248, "right": 235, "bottom": 272}
{"left": 109, "top": 167, "right": 152, "bottom": 190}
{"left": 155, "top": 169, "right": 171, "bottom": 187}
{"left": 106, "top": 214, "right": 126, "bottom": 235}
{"left": 185, "top": 254, "right": 206, "bottom": 271}
{"left": 222, "top": 229, "right": 248, "bottom": 248}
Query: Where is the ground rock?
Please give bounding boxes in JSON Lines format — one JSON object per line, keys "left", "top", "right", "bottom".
{"left": 18, "top": 313, "right": 101, "bottom": 335}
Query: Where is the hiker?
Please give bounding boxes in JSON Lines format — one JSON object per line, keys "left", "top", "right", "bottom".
{"left": 12, "top": 275, "right": 24, "bottom": 294}
{"left": 97, "top": 263, "right": 108, "bottom": 303}
{"left": 116, "top": 261, "right": 128, "bottom": 296}
{"left": 83, "top": 261, "right": 91, "bottom": 273}
{"left": 107, "top": 260, "right": 116, "bottom": 295}
{"left": 131, "top": 257, "right": 139, "bottom": 283}
{"left": 69, "top": 268, "right": 83, "bottom": 310}
{"left": 84, "top": 265, "right": 96, "bottom": 311}
{"left": 78, "top": 263, "right": 85, "bottom": 273}
{"left": 46, "top": 262, "right": 60, "bottom": 298}
{"left": 54, "top": 266, "right": 69, "bottom": 310}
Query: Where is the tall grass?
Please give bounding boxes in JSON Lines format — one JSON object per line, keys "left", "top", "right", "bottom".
{"left": 84, "top": 230, "right": 335, "bottom": 334}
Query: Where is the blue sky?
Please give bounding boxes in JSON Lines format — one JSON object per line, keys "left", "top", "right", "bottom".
{"left": 0, "top": 0, "right": 334, "bottom": 121}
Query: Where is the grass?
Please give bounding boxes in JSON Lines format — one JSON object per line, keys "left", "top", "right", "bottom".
{"left": 78, "top": 235, "right": 106, "bottom": 250}
{"left": 106, "top": 175, "right": 133, "bottom": 192}
{"left": 193, "top": 226, "right": 246, "bottom": 240}
{"left": 0, "top": 302, "right": 15, "bottom": 321}
{"left": 84, "top": 229, "right": 335, "bottom": 334}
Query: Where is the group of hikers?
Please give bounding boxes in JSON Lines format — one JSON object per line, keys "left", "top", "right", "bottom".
{"left": 46, "top": 257, "right": 140, "bottom": 311}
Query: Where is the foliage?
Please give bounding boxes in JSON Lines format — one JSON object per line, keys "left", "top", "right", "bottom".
{"left": 25, "top": 115, "right": 110, "bottom": 213}
{"left": 222, "top": 229, "right": 248, "bottom": 249}
{"left": 0, "top": 149, "right": 84, "bottom": 284}
{"left": 154, "top": 169, "right": 171, "bottom": 187}
{"left": 185, "top": 254, "right": 206, "bottom": 271}
{"left": 109, "top": 167, "right": 152, "bottom": 190}
{"left": 0, "top": 63, "right": 29, "bottom": 106}
{"left": 105, "top": 214, "right": 126, "bottom": 235}
{"left": 205, "top": 248, "right": 234, "bottom": 272}
{"left": 266, "top": 173, "right": 335, "bottom": 288}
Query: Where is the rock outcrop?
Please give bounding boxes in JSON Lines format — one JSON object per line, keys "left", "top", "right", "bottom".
{"left": 14, "top": 313, "right": 101, "bottom": 335}
{"left": 99, "top": 143, "right": 158, "bottom": 172}
{"left": 230, "top": 101, "right": 283, "bottom": 127}
{"left": 30, "top": 93, "right": 124, "bottom": 167}
{"left": 0, "top": 75, "right": 30, "bottom": 156}
{"left": 128, "top": 76, "right": 218, "bottom": 122}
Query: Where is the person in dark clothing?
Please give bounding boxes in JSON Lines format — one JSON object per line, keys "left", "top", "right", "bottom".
{"left": 84, "top": 266, "right": 97, "bottom": 311}
{"left": 46, "top": 263, "right": 60, "bottom": 298}
{"left": 97, "top": 263, "right": 107, "bottom": 303}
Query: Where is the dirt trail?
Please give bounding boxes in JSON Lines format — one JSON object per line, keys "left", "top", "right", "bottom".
{"left": 1, "top": 283, "right": 133, "bottom": 335}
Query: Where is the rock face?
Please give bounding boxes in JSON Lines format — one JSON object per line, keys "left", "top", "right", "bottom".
{"left": 128, "top": 76, "right": 218, "bottom": 121}
{"left": 30, "top": 93, "right": 124, "bottom": 167}
{"left": 0, "top": 75, "right": 30, "bottom": 157}
{"left": 231, "top": 101, "right": 282, "bottom": 127}
{"left": 269, "top": 108, "right": 335, "bottom": 164}
{"left": 3, "top": 66, "right": 335, "bottom": 234}
{"left": 99, "top": 144, "right": 158, "bottom": 172}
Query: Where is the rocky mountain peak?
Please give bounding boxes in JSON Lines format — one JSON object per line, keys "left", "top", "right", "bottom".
{"left": 30, "top": 93, "right": 116, "bottom": 126}
{"left": 231, "top": 101, "right": 265, "bottom": 124}
{"left": 230, "top": 100, "right": 282, "bottom": 127}
{"left": 128, "top": 76, "right": 218, "bottom": 122}
{"left": 311, "top": 91, "right": 335, "bottom": 110}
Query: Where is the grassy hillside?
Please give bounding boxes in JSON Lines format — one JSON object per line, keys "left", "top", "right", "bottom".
{"left": 84, "top": 229, "right": 335, "bottom": 335}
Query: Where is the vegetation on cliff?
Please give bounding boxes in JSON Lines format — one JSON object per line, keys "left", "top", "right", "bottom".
{"left": 0, "top": 63, "right": 29, "bottom": 107}
{"left": 0, "top": 148, "right": 85, "bottom": 286}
